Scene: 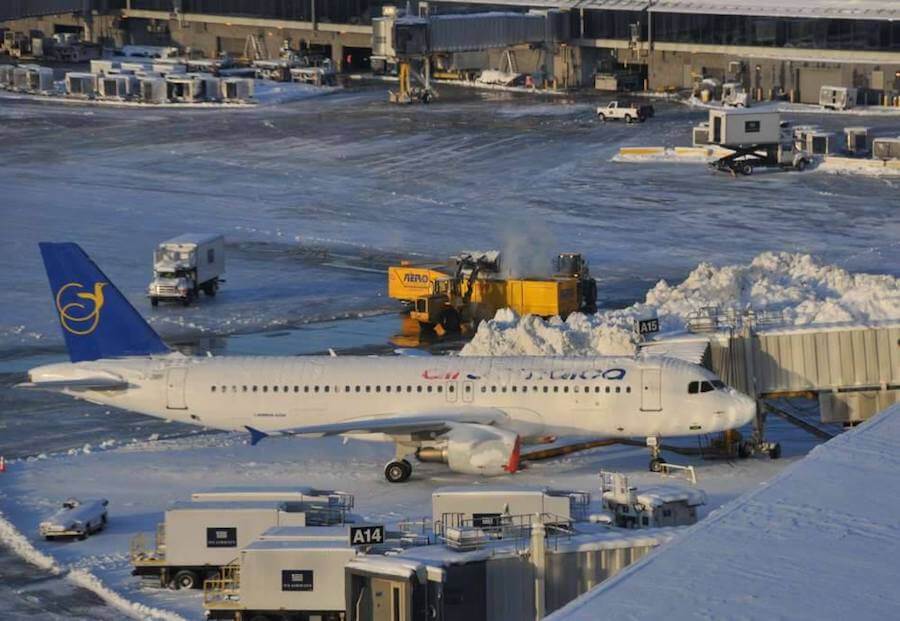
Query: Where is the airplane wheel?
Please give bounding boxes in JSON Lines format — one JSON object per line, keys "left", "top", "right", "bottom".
{"left": 649, "top": 458, "right": 666, "bottom": 473}
{"left": 741, "top": 162, "right": 753, "bottom": 176}
{"left": 384, "top": 460, "right": 412, "bottom": 483}
{"left": 768, "top": 443, "right": 782, "bottom": 459}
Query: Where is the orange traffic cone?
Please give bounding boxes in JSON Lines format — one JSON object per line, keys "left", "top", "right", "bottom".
{"left": 0, "top": 456, "right": 6, "bottom": 473}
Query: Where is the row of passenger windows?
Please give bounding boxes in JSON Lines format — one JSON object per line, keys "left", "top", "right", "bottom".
{"left": 209, "top": 384, "right": 633, "bottom": 395}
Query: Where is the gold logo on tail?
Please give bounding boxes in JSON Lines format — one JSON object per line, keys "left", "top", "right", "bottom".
{"left": 56, "top": 282, "right": 107, "bottom": 335}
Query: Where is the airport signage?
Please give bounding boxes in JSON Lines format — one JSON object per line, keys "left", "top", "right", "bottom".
{"left": 637, "top": 318, "right": 660, "bottom": 335}
{"left": 282, "top": 569, "right": 314, "bottom": 592}
{"left": 350, "top": 525, "right": 385, "bottom": 546}
{"left": 472, "top": 513, "right": 502, "bottom": 529}
{"left": 206, "top": 527, "right": 237, "bottom": 547}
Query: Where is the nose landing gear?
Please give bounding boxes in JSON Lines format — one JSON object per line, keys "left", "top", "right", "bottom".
{"left": 646, "top": 436, "right": 667, "bottom": 472}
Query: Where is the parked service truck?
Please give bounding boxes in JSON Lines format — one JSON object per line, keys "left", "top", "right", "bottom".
{"left": 148, "top": 234, "right": 224, "bottom": 306}
{"left": 596, "top": 101, "right": 654, "bottom": 123}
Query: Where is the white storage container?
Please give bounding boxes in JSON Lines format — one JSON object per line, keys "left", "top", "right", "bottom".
{"left": 220, "top": 77, "right": 254, "bottom": 102}
{"left": 65, "top": 72, "right": 98, "bottom": 98}
{"left": 138, "top": 76, "right": 166, "bottom": 103}
{"left": 708, "top": 108, "right": 781, "bottom": 148}
{"left": 98, "top": 74, "right": 137, "bottom": 100}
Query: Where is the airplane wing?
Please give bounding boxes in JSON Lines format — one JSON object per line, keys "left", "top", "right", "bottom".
{"left": 16, "top": 377, "right": 130, "bottom": 392}
{"left": 245, "top": 407, "right": 509, "bottom": 445}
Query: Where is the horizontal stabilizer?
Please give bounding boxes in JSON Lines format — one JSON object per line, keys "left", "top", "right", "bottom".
{"left": 245, "top": 426, "right": 270, "bottom": 446}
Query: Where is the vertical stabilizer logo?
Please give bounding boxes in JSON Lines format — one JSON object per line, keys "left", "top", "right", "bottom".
{"left": 56, "top": 282, "right": 107, "bottom": 335}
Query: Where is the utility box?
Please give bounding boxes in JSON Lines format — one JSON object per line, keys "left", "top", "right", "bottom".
{"left": 692, "top": 123, "right": 710, "bottom": 146}
{"left": 166, "top": 74, "right": 204, "bottom": 102}
{"left": 873, "top": 137, "right": 900, "bottom": 160}
{"left": 220, "top": 77, "right": 254, "bottom": 102}
{"left": 844, "top": 127, "right": 871, "bottom": 155}
{"left": 65, "top": 72, "right": 98, "bottom": 98}
{"left": 138, "top": 76, "right": 166, "bottom": 103}
{"left": 708, "top": 108, "right": 781, "bottom": 148}
{"left": 805, "top": 131, "right": 834, "bottom": 155}
{"left": 0, "top": 65, "right": 15, "bottom": 88}
{"left": 98, "top": 74, "right": 137, "bottom": 100}
{"left": 432, "top": 486, "right": 590, "bottom": 533}
{"left": 820, "top": 85, "right": 857, "bottom": 110}
{"left": 16, "top": 65, "right": 54, "bottom": 93}
{"left": 600, "top": 472, "right": 705, "bottom": 528}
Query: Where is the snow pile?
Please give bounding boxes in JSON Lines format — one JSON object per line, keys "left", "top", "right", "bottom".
{"left": 462, "top": 252, "right": 900, "bottom": 357}
{"left": 0, "top": 509, "right": 60, "bottom": 574}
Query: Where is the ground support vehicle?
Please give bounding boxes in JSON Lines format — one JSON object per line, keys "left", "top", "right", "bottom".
{"left": 39, "top": 498, "right": 108, "bottom": 540}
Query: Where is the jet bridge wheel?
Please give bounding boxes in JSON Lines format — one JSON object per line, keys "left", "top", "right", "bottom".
{"left": 649, "top": 457, "right": 667, "bottom": 473}
{"left": 384, "top": 459, "right": 412, "bottom": 483}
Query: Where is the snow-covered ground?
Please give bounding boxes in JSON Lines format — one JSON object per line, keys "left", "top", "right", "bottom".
{"left": 550, "top": 402, "right": 900, "bottom": 620}
{"left": 0, "top": 411, "right": 821, "bottom": 620}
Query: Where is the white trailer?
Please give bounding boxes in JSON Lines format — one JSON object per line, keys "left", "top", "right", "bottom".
{"left": 148, "top": 233, "right": 225, "bottom": 306}
{"left": 137, "top": 76, "right": 166, "bottom": 103}
{"left": 204, "top": 540, "right": 357, "bottom": 620}
{"left": 220, "top": 77, "right": 254, "bottom": 102}
{"left": 98, "top": 73, "right": 137, "bottom": 100}
{"left": 873, "top": 137, "right": 900, "bottom": 160}
{"left": 131, "top": 500, "right": 326, "bottom": 589}
{"left": 431, "top": 485, "right": 590, "bottom": 533}
{"left": 820, "top": 85, "right": 857, "bottom": 110}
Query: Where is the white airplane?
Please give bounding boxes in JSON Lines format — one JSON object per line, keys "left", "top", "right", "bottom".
{"left": 22, "top": 243, "right": 757, "bottom": 482}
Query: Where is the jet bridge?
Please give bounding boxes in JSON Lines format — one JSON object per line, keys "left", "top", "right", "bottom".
{"left": 373, "top": 7, "right": 570, "bottom": 102}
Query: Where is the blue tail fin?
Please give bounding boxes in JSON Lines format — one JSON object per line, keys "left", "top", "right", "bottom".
{"left": 39, "top": 242, "right": 169, "bottom": 362}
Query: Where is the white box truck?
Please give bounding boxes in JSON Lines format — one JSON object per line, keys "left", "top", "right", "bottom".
{"left": 820, "top": 85, "right": 857, "bottom": 110}
{"left": 148, "top": 233, "right": 224, "bottom": 306}
{"left": 131, "top": 500, "right": 313, "bottom": 589}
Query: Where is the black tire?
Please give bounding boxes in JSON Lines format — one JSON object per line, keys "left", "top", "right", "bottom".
{"left": 795, "top": 158, "right": 807, "bottom": 172}
{"left": 150, "top": 297, "right": 158, "bottom": 307}
{"left": 768, "top": 443, "right": 782, "bottom": 459}
{"left": 173, "top": 569, "right": 198, "bottom": 590}
{"left": 625, "top": 114, "right": 633, "bottom": 124}
{"left": 203, "top": 281, "right": 217, "bottom": 296}
{"left": 384, "top": 460, "right": 411, "bottom": 483}
{"left": 439, "top": 308, "right": 461, "bottom": 333}
{"left": 181, "top": 295, "right": 191, "bottom": 307}
{"left": 738, "top": 442, "right": 754, "bottom": 459}
{"left": 649, "top": 457, "right": 666, "bottom": 473}
{"left": 740, "top": 162, "right": 753, "bottom": 176}
{"left": 598, "top": 113, "right": 606, "bottom": 122}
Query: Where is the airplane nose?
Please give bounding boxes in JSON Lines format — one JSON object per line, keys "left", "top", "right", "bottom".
{"left": 733, "top": 394, "right": 757, "bottom": 427}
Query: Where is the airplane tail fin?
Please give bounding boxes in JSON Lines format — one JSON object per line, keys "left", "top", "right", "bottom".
{"left": 39, "top": 242, "right": 169, "bottom": 362}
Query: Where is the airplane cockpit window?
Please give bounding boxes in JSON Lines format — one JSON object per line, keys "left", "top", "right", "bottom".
{"left": 688, "top": 381, "right": 699, "bottom": 394}
{"left": 711, "top": 380, "right": 727, "bottom": 390}
{"left": 690, "top": 381, "right": 716, "bottom": 393}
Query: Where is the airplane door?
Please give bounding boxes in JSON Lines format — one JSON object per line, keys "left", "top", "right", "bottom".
{"left": 462, "top": 380, "right": 474, "bottom": 403}
{"left": 166, "top": 367, "right": 188, "bottom": 410}
{"left": 640, "top": 368, "right": 662, "bottom": 412}
{"left": 446, "top": 381, "right": 458, "bottom": 403}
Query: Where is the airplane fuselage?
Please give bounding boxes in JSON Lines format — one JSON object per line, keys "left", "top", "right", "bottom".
{"left": 29, "top": 353, "right": 756, "bottom": 441}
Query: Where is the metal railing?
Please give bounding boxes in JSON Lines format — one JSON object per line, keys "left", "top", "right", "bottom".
{"left": 685, "top": 306, "right": 790, "bottom": 333}
{"left": 203, "top": 562, "right": 241, "bottom": 609}
{"left": 130, "top": 522, "right": 166, "bottom": 563}
{"left": 437, "top": 513, "right": 577, "bottom": 552}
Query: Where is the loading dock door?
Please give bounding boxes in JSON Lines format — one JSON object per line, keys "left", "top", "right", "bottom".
{"left": 640, "top": 368, "right": 662, "bottom": 412}
{"left": 166, "top": 367, "right": 188, "bottom": 410}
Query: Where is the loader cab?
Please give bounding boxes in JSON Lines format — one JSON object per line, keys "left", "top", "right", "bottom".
{"left": 556, "top": 253, "right": 586, "bottom": 277}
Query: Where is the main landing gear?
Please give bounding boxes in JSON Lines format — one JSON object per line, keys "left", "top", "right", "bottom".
{"left": 384, "top": 459, "right": 413, "bottom": 483}
{"left": 646, "top": 436, "right": 667, "bottom": 473}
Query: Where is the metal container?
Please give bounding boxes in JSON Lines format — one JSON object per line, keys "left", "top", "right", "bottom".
{"left": 219, "top": 77, "right": 254, "bottom": 102}
{"left": 0, "top": 64, "right": 14, "bottom": 87}
{"left": 163, "top": 501, "right": 309, "bottom": 567}
{"left": 708, "top": 108, "right": 781, "bottom": 147}
{"left": 237, "top": 540, "right": 357, "bottom": 612}
{"left": 873, "top": 137, "right": 900, "bottom": 160}
{"left": 138, "top": 76, "right": 166, "bottom": 103}
{"left": 805, "top": 131, "right": 833, "bottom": 155}
{"left": 98, "top": 74, "right": 137, "bottom": 100}
{"left": 844, "top": 126, "right": 870, "bottom": 155}
{"left": 65, "top": 72, "right": 98, "bottom": 98}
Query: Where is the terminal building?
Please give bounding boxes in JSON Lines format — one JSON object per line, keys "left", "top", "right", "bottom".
{"left": 3, "top": 0, "right": 899, "bottom": 101}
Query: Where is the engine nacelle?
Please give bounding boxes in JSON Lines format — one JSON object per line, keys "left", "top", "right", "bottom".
{"left": 418, "top": 423, "right": 520, "bottom": 476}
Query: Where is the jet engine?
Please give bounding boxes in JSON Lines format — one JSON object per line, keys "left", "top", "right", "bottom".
{"left": 416, "top": 423, "right": 520, "bottom": 475}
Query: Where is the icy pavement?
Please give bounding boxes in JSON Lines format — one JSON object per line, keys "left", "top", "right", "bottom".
{"left": 550, "top": 403, "right": 900, "bottom": 621}
{"left": 2, "top": 86, "right": 899, "bottom": 354}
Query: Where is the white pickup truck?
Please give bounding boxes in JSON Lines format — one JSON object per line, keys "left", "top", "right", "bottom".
{"left": 596, "top": 101, "right": 654, "bottom": 123}
{"left": 39, "top": 498, "right": 109, "bottom": 540}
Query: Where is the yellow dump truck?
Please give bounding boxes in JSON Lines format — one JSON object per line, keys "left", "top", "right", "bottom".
{"left": 387, "top": 253, "right": 595, "bottom": 332}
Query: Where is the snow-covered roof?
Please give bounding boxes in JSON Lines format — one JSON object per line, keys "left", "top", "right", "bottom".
{"left": 549, "top": 403, "right": 900, "bottom": 620}
{"left": 434, "top": 484, "right": 550, "bottom": 495}
{"left": 244, "top": 539, "right": 353, "bottom": 551}
{"left": 603, "top": 485, "right": 707, "bottom": 507}
{"left": 435, "top": 0, "right": 900, "bottom": 21}
{"left": 161, "top": 233, "right": 223, "bottom": 246}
